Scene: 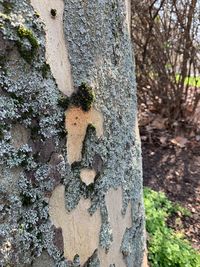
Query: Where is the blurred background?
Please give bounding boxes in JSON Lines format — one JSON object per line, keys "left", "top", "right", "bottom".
{"left": 131, "top": 1, "right": 200, "bottom": 266}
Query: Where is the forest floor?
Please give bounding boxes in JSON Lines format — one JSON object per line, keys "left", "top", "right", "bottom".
{"left": 140, "top": 115, "right": 200, "bottom": 251}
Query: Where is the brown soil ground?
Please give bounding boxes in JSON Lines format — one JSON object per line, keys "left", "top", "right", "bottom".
{"left": 141, "top": 127, "right": 200, "bottom": 251}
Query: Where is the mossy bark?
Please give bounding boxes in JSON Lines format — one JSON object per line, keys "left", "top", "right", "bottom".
{"left": 0, "top": 1, "right": 145, "bottom": 266}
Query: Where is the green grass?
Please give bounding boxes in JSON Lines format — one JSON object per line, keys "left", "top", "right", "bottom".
{"left": 144, "top": 187, "right": 200, "bottom": 267}
{"left": 176, "top": 75, "right": 200, "bottom": 87}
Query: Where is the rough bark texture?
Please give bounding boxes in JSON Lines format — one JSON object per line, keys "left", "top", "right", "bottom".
{"left": 0, "top": 0, "right": 145, "bottom": 266}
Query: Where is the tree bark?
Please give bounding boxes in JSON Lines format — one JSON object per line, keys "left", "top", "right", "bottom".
{"left": 0, "top": 0, "right": 145, "bottom": 266}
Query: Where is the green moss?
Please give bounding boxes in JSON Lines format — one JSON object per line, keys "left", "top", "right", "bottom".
{"left": 88, "top": 123, "right": 96, "bottom": 131}
{"left": 0, "top": 12, "right": 10, "bottom": 21}
{"left": 71, "top": 82, "right": 95, "bottom": 111}
{"left": 17, "top": 25, "right": 38, "bottom": 48}
{"left": 2, "top": 1, "right": 14, "bottom": 14}
{"left": 86, "top": 183, "right": 95, "bottom": 198}
{"left": 71, "top": 161, "right": 82, "bottom": 170}
{"left": 57, "top": 83, "right": 95, "bottom": 112}
{"left": 41, "top": 62, "right": 50, "bottom": 78}
{"left": 34, "top": 11, "right": 40, "bottom": 18}
{"left": 20, "top": 193, "right": 33, "bottom": 206}
{"left": 36, "top": 232, "right": 43, "bottom": 242}
{"left": 57, "top": 95, "right": 70, "bottom": 109}
{"left": 16, "top": 150, "right": 29, "bottom": 167}
{"left": 17, "top": 25, "right": 39, "bottom": 64}
{"left": 9, "top": 92, "right": 24, "bottom": 104}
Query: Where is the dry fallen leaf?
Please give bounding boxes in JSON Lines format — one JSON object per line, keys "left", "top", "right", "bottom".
{"left": 159, "top": 136, "right": 167, "bottom": 145}
{"left": 170, "top": 136, "right": 188, "bottom": 148}
{"left": 150, "top": 116, "right": 168, "bottom": 130}
{"left": 141, "top": 135, "right": 148, "bottom": 141}
{"left": 196, "top": 135, "right": 200, "bottom": 141}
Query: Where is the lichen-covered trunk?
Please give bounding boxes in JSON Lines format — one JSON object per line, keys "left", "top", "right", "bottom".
{"left": 0, "top": 1, "right": 145, "bottom": 266}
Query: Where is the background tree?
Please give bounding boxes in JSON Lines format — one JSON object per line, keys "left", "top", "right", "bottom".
{"left": 131, "top": 0, "right": 200, "bottom": 125}
{"left": 0, "top": 0, "right": 145, "bottom": 266}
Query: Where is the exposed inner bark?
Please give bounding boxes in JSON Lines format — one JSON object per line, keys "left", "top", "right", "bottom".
{"left": 80, "top": 168, "right": 96, "bottom": 185}
{"left": 65, "top": 107, "right": 103, "bottom": 165}
{"left": 30, "top": 0, "right": 74, "bottom": 96}
{"left": 49, "top": 185, "right": 132, "bottom": 266}
{"left": 49, "top": 184, "right": 101, "bottom": 264}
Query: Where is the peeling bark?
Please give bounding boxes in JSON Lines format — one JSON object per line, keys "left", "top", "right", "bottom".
{"left": 65, "top": 107, "right": 103, "bottom": 165}
{"left": 30, "top": 0, "right": 74, "bottom": 96}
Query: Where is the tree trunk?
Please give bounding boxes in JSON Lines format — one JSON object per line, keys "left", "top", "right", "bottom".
{"left": 0, "top": 0, "right": 145, "bottom": 266}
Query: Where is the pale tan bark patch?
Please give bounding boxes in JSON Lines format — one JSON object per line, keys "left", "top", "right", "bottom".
{"left": 49, "top": 185, "right": 132, "bottom": 266}
{"left": 65, "top": 107, "right": 103, "bottom": 165}
{"left": 125, "top": 0, "right": 131, "bottom": 37}
{"left": 98, "top": 187, "right": 132, "bottom": 267}
{"left": 30, "top": 0, "right": 74, "bottom": 96}
{"left": 142, "top": 248, "right": 149, "bottom": 267}
{"left": 49, "top": 185, "right": 101, "bottom": 264}
{"left": 10, "top": 124, "right": 30, "bottom": 149}
{"left": 80, "top": 168, "right": 96, "bottom": 185}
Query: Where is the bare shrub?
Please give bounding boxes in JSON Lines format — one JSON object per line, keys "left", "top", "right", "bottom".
{"left": 131, "top": 0, "right": 200, "bottom": 125}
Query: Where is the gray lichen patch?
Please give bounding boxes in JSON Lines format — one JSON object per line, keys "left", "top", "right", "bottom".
{"left": 63, "top": 0, "right": 145, "bottom": 265}
{"left": 32, "top": 251, "right": 55, "bottom": 267}
{"left": 0, "top": 1, "right": 68, "bottom": 266}
{"left": 0, "top": 165, "right": 22, "bottom": 195}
